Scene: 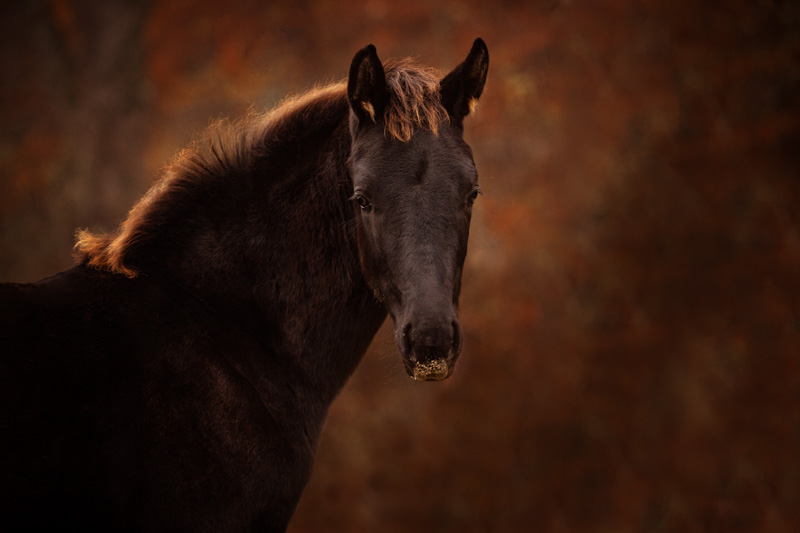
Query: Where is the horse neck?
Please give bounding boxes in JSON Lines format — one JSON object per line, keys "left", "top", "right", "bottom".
{"left": 166, "top": 113, "right": 386, "bottom": 410}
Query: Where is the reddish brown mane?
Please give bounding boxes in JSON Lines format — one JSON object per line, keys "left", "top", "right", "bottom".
{"left": 74, "top": 59, "right": 447, "bottom": 278}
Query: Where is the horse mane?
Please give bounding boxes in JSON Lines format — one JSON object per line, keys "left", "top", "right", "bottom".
{"left": 74, "top": 58, "right": 448, "bottom": 278}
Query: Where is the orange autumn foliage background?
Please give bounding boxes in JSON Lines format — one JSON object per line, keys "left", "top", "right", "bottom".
{"left": 1, "top": 1, "right": 799, "bottom": 531}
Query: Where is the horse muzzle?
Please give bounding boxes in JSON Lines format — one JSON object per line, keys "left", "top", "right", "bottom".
{"left": 398, "top": 317, "right": 462, "bottom": 381}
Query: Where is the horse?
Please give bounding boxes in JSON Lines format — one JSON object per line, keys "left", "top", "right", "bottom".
{"left": 0, "top": 39, "right": 489, "bottom": 531}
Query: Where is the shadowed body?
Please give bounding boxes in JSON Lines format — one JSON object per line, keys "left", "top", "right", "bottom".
{"left": 0, "top": 40, "right": 488, "bottom": 531}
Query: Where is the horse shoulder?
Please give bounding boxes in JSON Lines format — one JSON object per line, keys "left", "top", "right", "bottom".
{"left": 0, "top": 266, "right": 312, "bottom": 529}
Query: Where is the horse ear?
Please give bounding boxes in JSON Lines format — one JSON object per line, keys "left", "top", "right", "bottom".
{"left": 440, "top": 38, "right": 489, "bottom": 125}
{"left": 348, "top": 44, "right": 387, "bottom": 125}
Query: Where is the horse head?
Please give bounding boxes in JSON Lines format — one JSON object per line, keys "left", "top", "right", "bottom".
{"left": 346, "top": 40, "right": 489, "bottom": 381}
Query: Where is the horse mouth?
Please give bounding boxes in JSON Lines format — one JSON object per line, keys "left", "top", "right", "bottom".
{"left": 409, "top": 358, "right": 453, "bottom": 381}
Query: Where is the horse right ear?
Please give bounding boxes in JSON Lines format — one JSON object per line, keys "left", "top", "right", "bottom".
{"left": 348, "top": 44, "right": 388, "bottom": 125}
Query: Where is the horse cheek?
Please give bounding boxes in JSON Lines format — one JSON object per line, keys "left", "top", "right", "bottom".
{"left": 354, "top": 219, "right": 382, "bottom": 301}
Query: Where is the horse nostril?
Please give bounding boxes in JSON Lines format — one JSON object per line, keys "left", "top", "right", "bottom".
{"left": 401, "top": 323, "right": 414, "bottom": 361}
{"left": 451, "top": 320, "right": 462, "bottom": 355}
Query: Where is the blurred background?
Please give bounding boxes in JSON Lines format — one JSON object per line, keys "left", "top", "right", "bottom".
{"left": 2, "top": 0, "right": 799, "bottom": 531}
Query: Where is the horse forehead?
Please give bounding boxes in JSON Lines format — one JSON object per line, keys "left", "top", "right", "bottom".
{"left": 352, "top": 129, "right": 474, "bottom": 192}
{"left": 387, "top": 134, "right": 472, "bottom": 179}
{"left": 378, "top": 152, "right": 468, "bottom": 191}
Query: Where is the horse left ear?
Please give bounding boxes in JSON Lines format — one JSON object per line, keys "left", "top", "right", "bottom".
{"left": 348, "top": 44, "right": 388, "bottom": 125}
{"left": 440, "top": 38, "right": 489, "bottom": 125}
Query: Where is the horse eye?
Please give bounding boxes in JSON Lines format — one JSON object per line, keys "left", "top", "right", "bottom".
{"left": 350, "top": 193, "right": 372, "bottom": 212}
{"left": 466, "top": 187, "right": 482, "bottom": 207}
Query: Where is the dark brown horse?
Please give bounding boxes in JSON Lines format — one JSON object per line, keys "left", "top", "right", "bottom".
{"left": 0, "top": 39, "right": 488, "bottom": 531}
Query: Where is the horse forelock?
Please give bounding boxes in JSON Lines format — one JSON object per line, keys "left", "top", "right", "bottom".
{"left": 382, "top": 58, "right": 449, "bottom": 142}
